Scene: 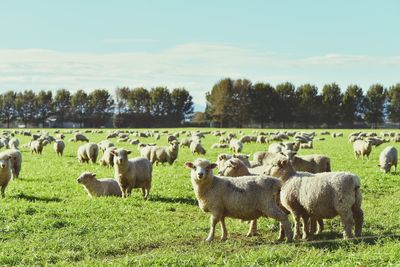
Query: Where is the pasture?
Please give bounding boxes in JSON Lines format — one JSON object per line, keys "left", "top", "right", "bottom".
{"left": 1, "top": 128, "right": 400, "bottom": 266}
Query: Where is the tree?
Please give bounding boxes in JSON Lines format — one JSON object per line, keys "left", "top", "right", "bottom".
{"left": 365, "top": 84, "right": 386, "bottom": 128}
{"left": 387, "top": 83, "right": 400, "bottom": 127}
{"left": 321, "top": 83, "right": 342, "bottom": 126}
{"left": 35, "top": 90, "right": 53, "bottom": 127}
{"left": 191, "top": 112, "right": 207, "bottom": 124}
{"left": 149, "top": 87, "right": 173, "bottom": 126}
{"left": 171, "top": 88, "right": 194, "bottom": 125}
{"left": 89, "top": 89, "right": 114, "bottom": 127}
{"left": 229, "top": 79, "right": 252, "bottom": 127}
{"left": 15, "top": 90, "right": 37, "bottom": 127}
{"left": 54, "top": 89, "right": 71, "bottom": 127}
{"left": 275, "top": 82, "right": 297, "bottom": 127}
{"left": 250, "top": 83, "right": 278, "bottom": 128}
{"left": 296, "top": 84, "right": 320, "bottom": 127}
{"left": 70, "top": 90, "right": 90, "bottom": 127}
{"left": 128, "top": 87, "right": 151, "bottom": 114}
{"left": 341, "top": 85, "right": 364, "bottom": 127}
{"left": 0, "top": 91, "right": 17, "bottom": 128}
{"left": 206, "top": 78, "right": 234, "bottom": 127}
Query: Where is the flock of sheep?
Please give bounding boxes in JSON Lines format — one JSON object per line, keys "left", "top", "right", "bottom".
{"left": 0, "top": 128, "right": 398, "bottom": 243}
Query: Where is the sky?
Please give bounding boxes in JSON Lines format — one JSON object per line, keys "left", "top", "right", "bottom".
{"left": 0, "top": 0, "right": 399, "bottom": 110}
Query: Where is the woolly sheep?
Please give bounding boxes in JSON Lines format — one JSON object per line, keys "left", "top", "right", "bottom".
{"left": 150, "top": 140, "right": 179, "bottom": 165}
{"left": 365, "top": 137, "right": 387, "bottom": 147}
{"left": 99, "top": 147, "right": 117, "bottom": 168}
{"left": 8, "top": 138, "right": 19, "bottom": 150}
{"left": 353, "top": 140, "right": 372, "bottom": 160}
{"left": 185, "top": 158, "right": 292, "bottom": 242}
{"left": 74, "top": 133, "right": 89, "bottom": 142}
{"left": 0, "top": 149, "right": 22, "bottom": 179}
{"left": 0, "top": 155, "right": 12, "bottom": 197}
{"left": 30, "top": 140, "right": 44, "bottom": 155}
{"left": 53, "top": 140, "right": 65, "bottom": 156}
{"left": 190, "top": 141, "right": 206, "bottom": 155}
{"left": 211, "top": 143, "right": 228, "bottom": 149}
{"left": 240, "top": 135, "right": 251, "bottom": 144}
{"left": 264, "top": 156, "right": 363, "bottom": 240}
{"left": 111, "top": 149, "right": 152, "bottom": 198}
{"left": 138, "top": 143, "right": 156, "bottom": 160}
{"left": 300, "top": 141, "right": 313, "bottom": 149}
{"left": 77, "top": 143, "right": 99, "bottom": 164}
{"left": 218, "top": 158, "right": 252, "bottom": 177}
{"left": 180, "top": 138, "right": 192, "bottom": 148}
{"left": 98, "top": 140, "right": 115, "bottom": 152}
{"left": 229, "top": 139, "right": 243, "bottom": 153}
{"left": 378, "top": 146, "right": 398, "bottom": 173}
{"left": 77, "top": 172, "right": 122, "bottom": 197}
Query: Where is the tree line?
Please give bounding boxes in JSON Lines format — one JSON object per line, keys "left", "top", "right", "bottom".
{"left": 0, "top": 87, "right": 194, "bottom": 128}
{"left": 205, "top": 78, "right": 400, "bottom": 128}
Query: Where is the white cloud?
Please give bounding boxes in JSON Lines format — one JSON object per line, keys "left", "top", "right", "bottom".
{"left": 0, "top": 44, "right": 399, "bottom": 107}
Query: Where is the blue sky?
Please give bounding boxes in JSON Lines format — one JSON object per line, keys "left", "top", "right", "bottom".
{"left": 0, "top": 0, "right": 399, "bottom": 109}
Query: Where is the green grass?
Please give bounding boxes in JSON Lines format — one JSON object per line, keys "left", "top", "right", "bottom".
{"left": 1, "top": 128, "right": 400, "bottom": 266}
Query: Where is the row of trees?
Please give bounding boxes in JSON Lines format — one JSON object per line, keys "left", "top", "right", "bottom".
{"left": 205, "top": 78, "right": 400, "bottom": 128}
{"left": 0, "top": 87, "right": 194, "bottom": 128}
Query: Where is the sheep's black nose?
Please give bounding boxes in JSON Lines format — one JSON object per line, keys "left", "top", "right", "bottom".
{"left": 198, "top": 173, "right": 203, "bottom": 178}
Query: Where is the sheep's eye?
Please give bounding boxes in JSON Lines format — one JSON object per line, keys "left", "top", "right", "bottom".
{"left": 193, "top": 166, "right": 197, "bottom": 170}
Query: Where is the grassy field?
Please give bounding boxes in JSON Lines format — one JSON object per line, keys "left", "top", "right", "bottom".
{"left": 1, "top": 128, "right": 400, "bottom": 266}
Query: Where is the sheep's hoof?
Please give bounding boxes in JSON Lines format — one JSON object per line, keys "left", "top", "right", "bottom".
{"left": 205, "top": 237, "right": 214, "bottom": 243}
{"left": 220, "top": 236, "right": 227, "bottom": 241}
{"left": 246, "top": 232, "right": 257, "bottom": 237}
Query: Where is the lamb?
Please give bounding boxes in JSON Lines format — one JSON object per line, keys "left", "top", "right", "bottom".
{"left": 77, "top": 172, "right": 122, "bottom": 197}
{"left": 218, "top": 158, "right": 253, "bottom": 177}
{"left": 240, "top": 135, "right": 251, "bottom": 144}
{"left": 300, "top": 141, "right": 313, "bottom": 149}
{"left": 30, "top": 140, "right": 44, "bottom": 154}
{"left": 53, "top": 140, "right": 65, "bottom": 156}
{"left": 229, "top": 139, "right": 243, "bottom": 153}
{"left": 264, "top": 153, "right": 331, "bottom": 174}
{"left": 74, "top": 133, "right": 89, "bottom": 142}
{"left": 111, "top": 149, "right": 152, "bottom": 198}
{"left": 77, "top": 143, "right": 99, "bottom": 164}
{"left": 180, "top": 138, "right": 192, "bottom": 148}
{"left": 256, "top": 135, "right": 267, "bottom": 144}
{"left": 150, "top": 140, "right": 179, "bottom": 165}
{"left": 378, "top": 146, "right": 398, "bottom": 173}
{"left": 264, "top": 156, "right": 363, "bottom": 240}
{"left": 216, "top": 153, "right": 252, "bottom": 170}
{"left": 99, "top": 147, "right": 117, "bottom": 168}
{"left": 353, "top": 140, "right": 372, "bottom": 160}
{"left": 185, "top": 158, "right": 292, "bottom": 242}
{"left": 0, "top": 155, "right": 12, "bottom": 197}
{"left": 8, "top": 138, "right": 19, "bottom": 150}
{"left": 98, "top": 140, "right": 115, "bottom": 152}
{"left": 0, "top": 149, "right": 22, "bottom": 179}
{"left": 190, "top": 141, "right": 206, "bottom": 155}
{"left": 211, "top": 143, "right": 228, "bottom": 149}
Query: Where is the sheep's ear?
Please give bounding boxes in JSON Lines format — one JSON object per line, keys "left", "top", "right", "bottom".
{"left": 278, "top": 159, "right": 288, "bottom": 168}
{"left": 210, "top": 163, "right": 217, "bottom": 169}
{"left": 91, "top": 173, "right": 96, "bottom": 177}
{"left": 126, "top": 150, "right": 132, "bottom": 155}
{"left": 110, "top": 150, "right": 117, "bottom": 156}
{"left": 185, "top": 162, "right": 194, "bottom": 169}
{"left": 246, "top": 154, "right": 250, "bottom": 158}
{"left": 219, "top": 155, "right": 226, "bottom": 160}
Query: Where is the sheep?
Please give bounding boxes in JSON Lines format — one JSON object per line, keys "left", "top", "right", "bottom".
{"left": 229, "top": 139, "right": 243, "bottom": 153}
{"left": 53, "top": 140, "right": 65, "bottom": 156}
{"left": 180, "top": 138, "right": 192, "bottom": 148}
{"left": 300, "top": 141, "right": 313, "bottom": 149}
{"left": 190, "top": 141, "right": 206, "bottom": 155}
{"left": 264, "top": 156, "right": 363, "bottom": 240}
{"left": 74, "top": 133, "right": 89, "bottom": 142}
{"left": 218, "top": 158, "right": 253, "bottom": 177}
{"left": 268, "top": 142, "right": 298, "bottom": 159}
{"left": 129, "top": 139, "right": 140, "bottom": 145}
{"left": 55, "top": 133, "right": 65, "bottom": 140}
{"left": 150, "top": 140, "right": 179, "bottom": 165}
{"left": 77, "top": 172, "right": 122, "bottom": 197}
{"left": 264, "top": 153, "right": 331, "bottom": 174}
{"left": 107, "top": 132, "right": 118, "bottom": 139}
{"left": 185, "top": 158, "right": 292, "bottom": 242}
{"left": 211, "top": 143, "right": 228, "bottom": 149}
{"left": 256, "top": 135, "right": 267, "bottom": 144}
{"left": 30, "top": 140, "right": 44, "bottom": 154}
{"left": 353, "top": 140, "right": 372, "bottom": 160}
{"left": 0, "top": 155, "right": 12, "bottom": 198}
{"left": 216, "top": 153, "right": 252, "bottom": 170}
{"left": 111, "top": 149, "right": 152, "bottom": 198}
{"left": 378, "top": 146, "right": 398, "bottom": 173}
{"left": 240, "top": 135, "right": 251, "bottom": 144}
{"left": 77, "top": 143, "right": 99, "bottom": 164}
{"left": 332, "top": 132, "right": 343, "bottom": 138}
{"left": 98, "top": 140, "right": 115, "bottom": 152}
{"left": 0, "top": 149, "right": 22, "bottom": 179}
{"left": 365, "top": 137, "right": 387, "bottom": 147}
{"left": 138, "top": 143, "right": 156, "bottom": 160}
{"left": 8, "top": 138, "right": 19, "bottom": 150}
{"left": 99, "top": 147, "right": 117, "bottom": 168}
{"left": 167, "top": 135, "right": 178, "bottom": 143}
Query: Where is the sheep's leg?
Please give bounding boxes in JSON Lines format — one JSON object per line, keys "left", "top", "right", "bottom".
{"left": 310, "top": 218, "right": 317, "bottom": 234}
{"left": 126, "top": 187, "right": 133, "bottom": 197}
{"left": 1, "top": 186, "right": 5, "bottom": 198}
{"left": 301, "top": 215, "right": 310, "bottom": 239}
{"left": 316, "top": 219, "right": 324, "bottom": 234}
{"left": 264, "top": 206, "right": 293, "bottom": 242}
{"left": 293, "top": 215, "right": 301, "bottom": 240}
{"left": 246, "top": 219, "right": 257, "bottom": 237}
{"left": 339, "top": 210, "right": 354, "bottom": 239}
{"left": 205, "top": 215, "right": 219, "bottom": 243}
{"left": 220, "top": 216, "right": 228, "bottom": 241}
{"left": 278, "top": 223, "right": 285, "bottom": 241}
{"left": 353, "top": 207, "right": 364, "bottom": 237}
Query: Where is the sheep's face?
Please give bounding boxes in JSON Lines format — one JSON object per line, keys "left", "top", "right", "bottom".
{"left": 218, "top": 159, "right": 238, "bottom": 176}
{"left": 77, "top": 172, "right": 96, "bottom": 184}
{"left": 264, "top": 158, "right": 289, "bottom": 178}
{"left": 0, "top": 157, "right": 10, "bottom": 169}
{"left": 185, "top": 159, "right": 217, "bottom": 183}
{"left": 378, "top": 163, "right": 390, "bottom": 173}
{"left": 169, "top": 141, "right": 179, "bottom": 150}
{"left": 112, "top": 149, "right": 131, "bottom": 165}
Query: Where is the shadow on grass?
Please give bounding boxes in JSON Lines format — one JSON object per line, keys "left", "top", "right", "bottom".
{"left": 13, "top": 193, "right": 62, "bottom": 203}
{"left": 149, "top": 195, "right": 198, "bottom": 206}
{"left": 298, "top": 233, "right": 400, "bottom": 250}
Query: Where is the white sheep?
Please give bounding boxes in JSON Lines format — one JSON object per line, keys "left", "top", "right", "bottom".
{"left": 0, "top": 149, "right": 22, "bottom": 179}
{"left": 77, "top": 172, "right": 122, "bottom": 197}
{"left": 74, "top": 133, "right": 89, "bottom": 142}
{"left": 229, "top": 139, "right": 243, "bottom": 153}
{"left": 185, "top": 158, "right": 292, "bottom": 242}
{"left": 138, "top": 143, "right": 156, "bottom": 160}
{"left": 8, "top": 138, "right": 19, "bottom": 150}
{"left": 30, "top": 140, "right": 44, "bottom": 154}
{"left": 111, "top": 149, "right": 152, "bottom": 198}
{"left": 300, "top": 141, "right": 313, "bottom": 149}
{"left": 77, "top": 143, "right": 99, "bottom": 164}
{"left": 378, "top": 146, "right": 398, "bottom": 173}
{"left": 150, "top": 140, "right": 179, "bottom": 165}
{"left": 190, "top": 141, "right": 206, "bottom": 155}
{"left": 211, "top": 143, "right": 228, "bottom": 149}
{"left": 53, "top": 140, "right": 65, "bottom": 156}
{"left": 0, "top": 155, "right": 12, "bottom": 197}
{"left": 353, "top": 140, "right": 372, "bottom": 160}
{"left": 264, "top": 156, "right": 363, "bottom": 240}
{"left": 99, "top": 147, "right": 117, "bottom": 168}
